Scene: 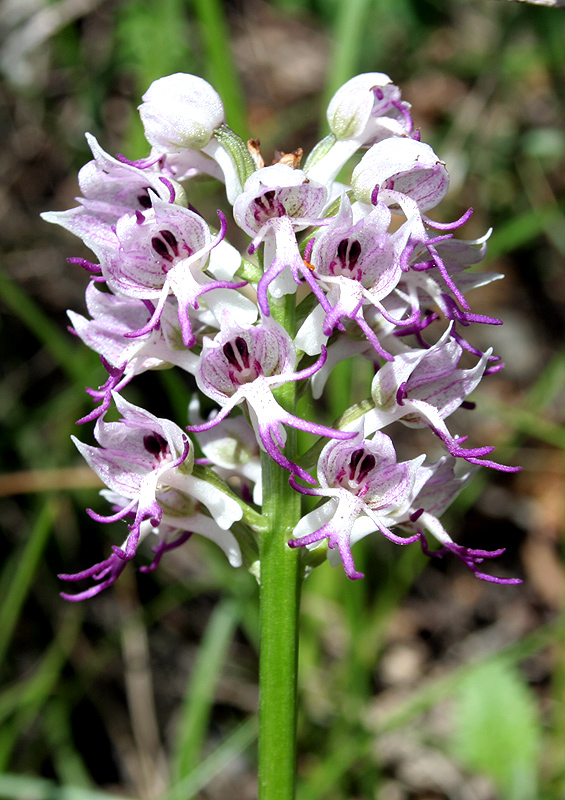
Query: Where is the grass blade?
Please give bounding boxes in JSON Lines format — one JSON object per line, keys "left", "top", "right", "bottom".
{"left": 0, "top": 499, "right": 58, "bottom": 668}
{"left": 0, "top": 774, "right": 130, "bottom": 800}
{"left": 172, "top": 597, "right": 241, "bottom": 781}
{"left": 166, "top": 715, "right": 257, "bottom": 800}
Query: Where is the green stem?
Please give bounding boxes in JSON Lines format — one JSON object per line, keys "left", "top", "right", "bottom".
{"left": 258, "top": 295, "right": 302, "bottom": 800}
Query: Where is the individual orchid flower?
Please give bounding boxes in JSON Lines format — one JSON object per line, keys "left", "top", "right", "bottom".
{"left": 394, "top": 457, "right": 521, "bottom": 585}
{"left": 60, "top": 394, "right": 244, "bottom": 599}
{"left": 139, "top": 73, "right": 257, "bottom": 203}
{"left": 327, "top": 73, "right": 413, "bottom": 143}
{"left": 305, "top": 72, "right": 413, "bottom": 185}
{"left": 233, "top": 164, "right": 328, "bottom": 313}
{"left": 95, "top": 196, "right": 246, "bottom": 346}
{"left": 299, "top": 195, "right": 420, "bottom": 360}
{"left": 60, "top": 394, "right": 192, "bottom": 599}
{"left": 290, "top": 433, "right": 519, "bottom": 584}
{"left": 41, "top": 133, "right": 183, "bottom": 254}
{"left": 363, "top": 329, "right": 519, "bottom": 471}
{"left": 186, "top": 313, "right": 355, "bottom": 482}
{"left": 68, "top": 284, "right": 201, "bottom": 423}
{"left": 350, "top": 137, "right": 482, "bottom": 310}
{"left": 288, "top": 427, "right": 429, "bottom": 579}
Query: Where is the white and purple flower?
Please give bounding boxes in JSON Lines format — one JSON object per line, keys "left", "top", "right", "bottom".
{"left": 60, "top": 395, "right": 243, "bottom": 599}
{"left": 233, "top": 164, "right": 328, "bottom": 312}
{"left": 289, "top": 427, "right": 428, "bottom": 579}
{"left": 187, "top": 314, "right": 355, "bottom": 482}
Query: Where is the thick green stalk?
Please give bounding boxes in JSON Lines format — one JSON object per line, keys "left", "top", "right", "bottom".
{"left": 258, "top": 295, "right": 302, "bottom": 800}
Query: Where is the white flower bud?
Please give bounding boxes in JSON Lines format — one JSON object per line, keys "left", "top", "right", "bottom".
{"left": 138, "top": 73, "right": 225, "bottom": 151}
{"left": 327, "top": 72, "right": 403, "bottom": 142}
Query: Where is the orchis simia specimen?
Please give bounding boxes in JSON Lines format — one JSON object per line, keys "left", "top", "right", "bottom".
{"left": 43, "top": 70, "right": 520, "bottom": 798}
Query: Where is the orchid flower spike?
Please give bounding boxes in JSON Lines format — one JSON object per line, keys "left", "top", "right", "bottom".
{"left": 41, "top": 67, "right": 520, "bottom": 599}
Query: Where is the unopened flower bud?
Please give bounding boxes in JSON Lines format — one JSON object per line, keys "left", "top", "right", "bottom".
{"left": 327, "top": 72, "right": 402, "bottom": 141}
{"left": 139, "top": 73, "right": 225, "bottom": 151}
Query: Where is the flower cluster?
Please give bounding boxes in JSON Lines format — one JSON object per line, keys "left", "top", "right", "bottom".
{"left": 43, "top": 72, "right": 520, "bottom": 599}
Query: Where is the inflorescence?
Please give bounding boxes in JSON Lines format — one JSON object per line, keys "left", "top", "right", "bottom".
{"left": 42, "top": 72, "right": 521, "bottom": 600}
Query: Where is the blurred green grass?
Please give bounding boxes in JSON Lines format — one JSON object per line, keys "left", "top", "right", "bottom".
{"left": 1, "top": 0, "right": 565, "bottom": 798}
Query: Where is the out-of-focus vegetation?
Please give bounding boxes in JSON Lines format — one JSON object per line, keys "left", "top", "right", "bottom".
{"left": 1, "top": 1, "right": 565, "bottom": 798}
